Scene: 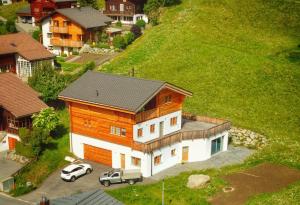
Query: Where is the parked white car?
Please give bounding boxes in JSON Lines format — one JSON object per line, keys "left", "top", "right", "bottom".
{"left": 61, "top": 163, "right": 93, "bottom": 182}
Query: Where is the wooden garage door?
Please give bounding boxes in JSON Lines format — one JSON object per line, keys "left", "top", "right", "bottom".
{"left": 84, "top": 144, "right": 112, "bottom": 166}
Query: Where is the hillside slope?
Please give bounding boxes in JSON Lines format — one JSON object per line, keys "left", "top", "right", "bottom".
{"left": 103, "top": 0, "right": 300, "bottom": 168}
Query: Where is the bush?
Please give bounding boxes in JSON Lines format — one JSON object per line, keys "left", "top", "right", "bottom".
{"left": 28, "top": 63, "right": 68, "bottom": 102}
{"left": 97, "top": 42, "right": 110, "bottom": 49}
{"left": 72, "top": 51, "right": 79, "bottom": 55}
{"left": 136, "top": 19, "right": 146, "bottom": 28}
{"left": 5, "top": 19, "right": 17, "bottom": 33}
{"left": 100, "top": 32, "right": 109, "bottom": 43}
{"left": 32, "top": 29, "right": 41, "bottom": 41}
{"left": 113, "top": 35, "right": 126, "bottom": 49}
{"left": 15, "top": 142, "right": 35, "bottom": 158}
{"left": 130, "top": 25, "right": 142, "bottom": 39}
{"left": 124, "top": 32, "right": 135, "bottom": 45}
{"left": 61, "top": 53, "right": 67, "bottom": 57}
{"left": 116, "top": 21, "right": 122, "bottom": 27}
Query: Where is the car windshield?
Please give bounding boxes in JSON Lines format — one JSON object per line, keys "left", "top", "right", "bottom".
{"left": 107, "top": 169, "right": 114, "bottom": 176}
{"left": 62, "top": 170, "right": 70, "bottom": 174}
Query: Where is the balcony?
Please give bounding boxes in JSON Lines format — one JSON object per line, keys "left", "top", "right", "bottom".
{"left": 133, "top": 114, "right": 231, "bottom": 153}
{"left": 135, "top": 107, "right": 181, "bottom": 123}
{"left": 103, "top": 10, "right": 135, "bottom": 16}
{"left": 51, "top": 38, "right": 83, "bottom": 48}
{"left": 50, "top": 26, "right": 68, "bottom": 33}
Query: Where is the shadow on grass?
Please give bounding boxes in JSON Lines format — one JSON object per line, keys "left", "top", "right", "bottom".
{"left": 52, "top": 124, "right": 68, "bottom": 140}
{"left": 44, "top": 142, "right": 58, "bottom": 150}
{"left": 47, "top": 100, "right": 66, "bottom": 111}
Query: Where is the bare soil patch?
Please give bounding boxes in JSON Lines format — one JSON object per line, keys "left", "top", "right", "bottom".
{"left": 210, "top": 163, "right": 300, "bottom": 205}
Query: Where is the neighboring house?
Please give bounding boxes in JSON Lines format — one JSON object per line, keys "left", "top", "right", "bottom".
{"left": 59, "top": 71, "right": 230, "bottom": 177}
{"left": 16, "top": 0, "right": 77, "bottom": 26}
{"left": 41, "top": 6, "right": 112, "bottom": 56}
{"left": 0, "top": 32, "right": 55, "bottom": 79}
{"left": 0, "top": 0, "right": 22, "bottom": 5}
{"left": 103, "top": 0, "right": 148, "bottom": 24}
{"left": 47, "top": 189, "right": 123, "bottom": 205}
{"left": 0, "top": 73, "right": 48, "bottom": 152}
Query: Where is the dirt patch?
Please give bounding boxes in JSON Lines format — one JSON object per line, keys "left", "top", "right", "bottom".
{"left": 210, "top": 163, "right": 300, "bottom": 205}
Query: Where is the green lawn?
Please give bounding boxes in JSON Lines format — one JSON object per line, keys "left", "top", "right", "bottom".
{"left": 0, "top": 2, "right": 28, "bottom": 20}
{"left": 56, "top": 57, "right": 81, "bottom": 73}
{"left": 101, "top": 0, "right": 300, "bottom": 204}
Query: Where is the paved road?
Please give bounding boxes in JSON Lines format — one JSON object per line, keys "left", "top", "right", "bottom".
{"left": 0, "top": 194, "right": 30, "bottom": 205}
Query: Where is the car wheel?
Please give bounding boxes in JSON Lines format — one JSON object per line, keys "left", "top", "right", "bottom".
{"left": 86, "top": 168, "right": 92, "bottom": 174}
{"left": 71, "top": 176, "right": 76, "bottom": 182}
{"left": 128, "top": 179, "right": 135, "bottom": 185}
{"left": 103, "top": 180, "right": 110, "bottom": 187}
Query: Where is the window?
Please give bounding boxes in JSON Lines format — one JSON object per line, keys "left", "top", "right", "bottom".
{"left": 83, "top": 119, "right": 91, "bottom": 128}
{"left": 150, "top": 124, "right": 155, "bottom": 134}
{"left": 154, "top": 155, "right": 161, "bottom": 166}
{"left": 47, "top": 33, "right": 52, "bottom": 38}
{"left": 112, "top": 173, "right": 119, "bottom": 177}
{"left": 170, "top": 117, "right": 177, "bottom": 126}
{"left": 171, "top": 149, "right": 176, "bottom": 157}
{"left": 120, "top": 3, "right": 124, "bottom": 12}
{"left": 137, "top": 128, "right": 143, "bottom": 137}
{"left": 164, "top": 95, "right": 172, "bottom": 103}
{"left": 110, "top": 4, "right": 116, "bottom": 11}
{"left": 131, "top": 157, "right": 141, "bottom": 167}
{"left": 110, "top": 126, "right": 126, "bottom": 136}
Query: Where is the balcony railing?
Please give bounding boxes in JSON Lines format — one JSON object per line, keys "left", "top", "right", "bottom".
{"left": 51, "top": 38, "right": 83, "bottom": 48}
{"left": 135, "top": 107, "right": 181, "bottom": 123}
{"left": 133, "top": 114, "right": 231, "bottom": 153}
{"left": 103, "top": 10, "right": 135, "bottom": 16}
{"left": 50, "top": 26, "right": 68, "bottom": 33}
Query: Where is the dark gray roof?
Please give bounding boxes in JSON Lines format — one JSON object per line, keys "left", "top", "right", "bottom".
{"left": 50, "top": 189, "right": 123, "bottom": 205}
{"left": 59, "top": 71, "right": 166, "bottom": 112}
{"left": 55, "top": 7, "right": 112, "bottom": 29}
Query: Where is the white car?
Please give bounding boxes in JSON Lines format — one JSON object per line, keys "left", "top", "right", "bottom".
{"left": 61, "top": 163, "right": 93, "bottom": 182}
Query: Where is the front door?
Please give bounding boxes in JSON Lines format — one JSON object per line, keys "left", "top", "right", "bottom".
{"left": 182, "top": 146, "right": 189, "bottom": 162}
{"left": 211, "top": 137, "right": 222, "bottom": 155}
{"left": 120, "top": 154, "right": 125, "bottom": 169}
{"left": 159, "top": 121, "right": 164, "bottom": 137}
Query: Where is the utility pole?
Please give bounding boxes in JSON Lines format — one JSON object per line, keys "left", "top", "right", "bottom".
{"left": 162, "top": 179, "right": 164, "bottom": 205}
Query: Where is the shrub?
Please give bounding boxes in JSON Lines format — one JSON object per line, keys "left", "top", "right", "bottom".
{"left": 5, "top": 19, "right": 17, "bottom": 33}
{"left": 113, "top": 35, "right": 126, "bottom": 49}
{"left": 97, "top": 42, "right": 110, "bottom": 49}
{"left": 130, "top": 25, "right": 142, "bottom": 39}
{"left": 136, "top": 19, "right": 146, "bottom": 28}
{"left": 100, "top": 32, "right": 109, "bottom": 42}
{"left": 15, "top": 142, "right": 35, "bottom": 158}
{"left": 32, "top": 29, "right": 41, "bottom": 41}
{"left": 28, "top": 63, "right": 68, "bottom": 102}
{"left": 116, "top": 21, "right": 122, "bottom": 27}
{"left": 72, "top": 51, "right": 79, "bottom": 55}
{"left": 124, "top": 32, "right": 135, "bottom": 45}
{"left": 61, "top": 53, "right": 67, "bottom": 57}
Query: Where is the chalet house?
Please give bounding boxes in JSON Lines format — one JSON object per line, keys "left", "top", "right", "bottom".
{"left": 103, "top": 0, "right": 148, "bottom": 24}
{"left": 41, "top": 6, "right": 112, "bottom": 56}
{"left": 0, "top": 73, "right": 48, "bottom": 152}
{"left": 59, "top": 71, "right": 230, "bottom": 177}
{"left": 0, "top": 33, "right": 55, "bottom": 79}
{"left": 16, "top": 0, "right": 77, "bottom": 26}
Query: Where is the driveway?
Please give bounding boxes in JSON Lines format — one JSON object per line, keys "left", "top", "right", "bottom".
{"left": 18, "top": 161, "right": 153, "bottom": 203}
{"left": 0, "top": 193, "right": 30, "bottom": 205}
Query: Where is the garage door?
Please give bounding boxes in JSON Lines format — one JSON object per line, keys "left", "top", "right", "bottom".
{"left": 84, "top": 144, "right": 112, "bottom": 166}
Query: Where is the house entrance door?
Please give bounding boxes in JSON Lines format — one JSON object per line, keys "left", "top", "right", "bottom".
{"left": 159, "top": 121, "right": 164, "bottom": 137}
{"left": 120, "top": 154, "right": 125, "bottom": 169}
{"left": 182, "top": 146, "right": 189, "bottom": 162}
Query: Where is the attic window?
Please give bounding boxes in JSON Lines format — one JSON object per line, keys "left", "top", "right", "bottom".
{"left": 164, "top": 95, "right": 172, "bottom": 104}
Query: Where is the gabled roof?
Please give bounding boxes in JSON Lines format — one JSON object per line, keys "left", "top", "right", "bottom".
{"left": 0, "top": 33, "right": 55, "bottom": 61}
{"left": 16, "top": 6, "right": 31, "bottom": 15}
{"left": 59, "top": 71, "right": 192, "bottom": 113}
{"left": 50, "top": 189, "right": 123, "bottom": 205}
{"left": 0, "top": 73, "right": 48, "bottom": 118}
{"left": 55, "top": 7, "right": 112, "bottom": 29}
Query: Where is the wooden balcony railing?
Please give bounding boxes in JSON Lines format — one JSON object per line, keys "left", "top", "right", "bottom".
{"left": 103, "top": 10, "right": 135, "bottom": 16}
{"left": 133, "top": 114, "right": 231, "bottom": 153}
{"left": 135, "top": 107, "right": 181, "bottom": 123}
{"left": 51, "top": 38, "right": 83, "bottom": 48}
{"left": 50, "top": 26, "right": 68, "bottom": 33}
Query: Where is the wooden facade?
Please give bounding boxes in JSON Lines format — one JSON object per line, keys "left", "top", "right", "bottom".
{"left": 67, "top": 88, "right": 187, "bottom": 150}
{"left": 0, "top": 108, "right": 32, "bottom": 135}
{"left": 0, "top": 54, "right": 16, "bottom": 74}
{"left": 103, "top": 0, "right": 146, "bottom": 18}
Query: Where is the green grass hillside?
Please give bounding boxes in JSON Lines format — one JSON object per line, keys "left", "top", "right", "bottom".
{"left": 0, "top": 2, "right": 28, "bottom": 20}
{"left": 103, "top": 0, "right": 300, "bottom": 204}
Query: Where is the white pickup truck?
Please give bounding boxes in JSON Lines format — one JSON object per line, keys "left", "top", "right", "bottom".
{"left": 99, "top": 169, "right": 143, "bottom": 187}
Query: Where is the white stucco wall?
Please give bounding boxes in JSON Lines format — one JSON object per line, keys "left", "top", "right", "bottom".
{"left": 41, "top": 17, "right": 51, "bottom": 49}
{"left": 133, "top": 111, "right": 182, "bottom": 143}
{"left": 133, "top": 14, "right": 148, "bottom": 24}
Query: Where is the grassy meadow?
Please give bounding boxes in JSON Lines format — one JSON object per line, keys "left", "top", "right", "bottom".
{"left": 101, "top": 0, "right": 300, "bottom": 204}
{"left": 0, "top": 2, "right": 28, "bottom": 20}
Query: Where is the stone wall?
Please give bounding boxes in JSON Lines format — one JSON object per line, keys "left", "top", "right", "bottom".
{"left": 229, "top": 127, "right": 267, "bottom": 149}
{"left": 79, "top": 44, "right": 115, "bottom": 54}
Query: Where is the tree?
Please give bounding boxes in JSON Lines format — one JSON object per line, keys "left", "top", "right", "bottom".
{"left": 28, "top": 63, "right": 68, "bottom": 102}
{"left": 135, "top": 19, "right": 146, "bottom": 29}
{"left": 5, "top": 19, "right": 17, "bottom": 33}
{"left": 130, "top": 25, "right": 142, "bottom": 39}
{"left": 32, "top": 107, "right": 59, "bottom": 132}
{"left": 30, "top": 128, "right": 51, "bottom": 157}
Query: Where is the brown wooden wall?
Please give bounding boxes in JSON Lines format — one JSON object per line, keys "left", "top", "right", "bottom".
{"left": 69, "top": 102, "right": 136, "bottom": 147}
{"left": 156, "top": 88, "right": 185, "bottom": 116}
